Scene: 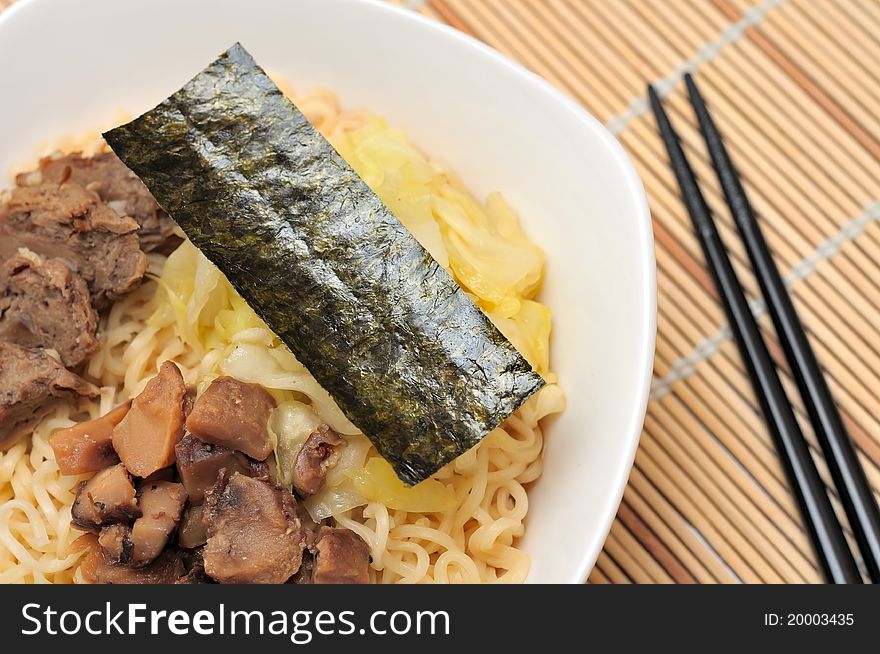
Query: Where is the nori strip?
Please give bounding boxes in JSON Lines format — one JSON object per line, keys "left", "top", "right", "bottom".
{"left": 104, "top": 43, "right": 545, "bottom": 485}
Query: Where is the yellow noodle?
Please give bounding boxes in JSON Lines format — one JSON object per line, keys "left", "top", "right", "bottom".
{"left": 0, "top": 404, "right": 92, "bottom": 583}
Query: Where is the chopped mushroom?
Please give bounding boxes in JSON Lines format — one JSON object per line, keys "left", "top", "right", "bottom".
{"left": 291, "top": 550, "right": 315, "bottom": 585}
{"left": 292, "top": 425, "right": 344, "bottom": 497}
{"left": 312, "top": 527, "right": 371, "bottom": 584}
{"left": 0, "top": 342, "right": 98, "bottom": 450}
{"left": 49, "top": 402, "right": 129, "bottom": 475}
{"left": 175, "top": 565, "right": 212, "bottom": 584}
{"left": 128, "top": 481, "right": 187, "bottom": 567}
{"left": 179, "top": 544, "right": 205, "bottom": 572}
{"left": 71, "top": 463, "right": 140, "bottom": 532}
{"left": 142, "top": 467, "right": 176, "bottom": 483}
{"left": 248, "top": 455, "right": 278, "bottom": 484}
{"left": 186, "top": 376, "right": 276, "bottom": 460}
{"left": 174, "top": 433, "right": 251, "bottom": 504}
{"left": 112, "top": 361, "right": 187, "bottom": 477}
{"left": 203, "top": 472, "right": 305, "bottom": 584}
{"left": 0, "top": 252, "right": 98, "bottom": 368}
{"left": 178, "top": 504, "right": 208, "bottom": 549}
{"left": 63, "top": 368, "right": 373, "bottom": 585}
{"left": 80, "top": 545, "right": 185, "bottom": 584}
{"left": 98, "top": 523, "right": 132, "bottom": 564}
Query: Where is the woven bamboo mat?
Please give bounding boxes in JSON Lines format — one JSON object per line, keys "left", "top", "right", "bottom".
{"left": 389, "top": 0, "right": 880, "bottom": 584}
{"left": 416, "top": 0, "right": 880, "bottom": 584}
{"left": 4, "top": 0, "right": 880, "bottom": 584}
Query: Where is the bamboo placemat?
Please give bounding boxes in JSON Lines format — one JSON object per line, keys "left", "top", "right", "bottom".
{"left": 4, "top": 0, "right": 879, "bottom": 584}
{"left": 399, "top": 0, "right": 880, "bottom": 584}
{"left": 414, "top": 0, "right": 880, "bottom": 583}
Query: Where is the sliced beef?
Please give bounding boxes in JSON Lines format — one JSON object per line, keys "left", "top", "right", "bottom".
{"left": 186, "top": 376, "right": 276, "bottom": 460}
{"left": 128, "top": 480, "right": 187, "bottom": 567}
{"left": 203, "top": 472, "right": 305, "bottom": 584}
{"left": 16, "top": 152, "right": 178, "bottom": 252}
{"left": 80, "top": 545, "right": 184, "bottom": 584}
{"left": 292, "top": 425, "right": 344, "bottom": 497}
{"left": 312, "top": 527, "right": 371, "bottom": 584}
{"left": 112, "top": 361, "right": 187, "bottom": 477}
{"left": 98, "top": 523, "right": 133, "bottom": 564}
{"left": 71, "top": 463, "right": 140, "bottom": 532}
{"left": 0, "top": 183, "right": 147, "bottom": 306}
{"left": 49, "top": 401, "right": 129, "bottom": 475}
{"left": 0, "top": 342, "right": 98, "bottom": 450}
{"left": 174, "top": 433, "right": 251, "bottom": 504}
{"left": 178, "top": 504, "right": 208, "bottom": 549}
{"left": 0, "top": 253, "right": 98, "bottom": 368}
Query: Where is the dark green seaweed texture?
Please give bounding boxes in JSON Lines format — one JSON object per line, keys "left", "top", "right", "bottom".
{"left": 104, "top": 43, "right": 544, "bottom": 485}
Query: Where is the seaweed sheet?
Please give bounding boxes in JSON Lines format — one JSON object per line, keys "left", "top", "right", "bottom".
{"left": 104, "top": 44, "right": 544, "bottom": 485}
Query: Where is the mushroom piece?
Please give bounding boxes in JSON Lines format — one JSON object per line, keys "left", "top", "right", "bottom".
{"left": 50, "top": 402, "right": 130, "bottom": 475}
{"left": 112, "top": 361, "right": 187, "bottom": 478}
{"left": 174, "top": 433, "right": 251, "bottom": 504}
{"left": 312, "top": 527, "right": 372, "bottom": 585}
{"left": 71, "top": 463, "right": 140, "bottom": 532}
{"left": 128, "top": 481, "right": 188, "bottom": 567}
{"left": 177, "top": 504, "right": 208, "bottom": 550}
{"left": 80, "top": 545, "right": 185, "bottom": 584}
{"left": 98, "top": 524, "right": 133, "bottom": 564}
{"left": 186, "top": 376, "right": 276, "bottom": 460}
{"left": 291, "top": 425, "right": 344, "bottom": 497}
{"left": 203, "top": 472, "right": 305, "bottom": 584}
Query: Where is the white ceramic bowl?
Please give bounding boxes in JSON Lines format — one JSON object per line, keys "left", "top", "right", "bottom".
{"left": 0, "top": 0, "right": 655, "bottom": 583}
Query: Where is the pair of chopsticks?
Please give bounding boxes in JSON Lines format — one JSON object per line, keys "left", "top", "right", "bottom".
{"left": 649, "top": 74, "right": 880, "bottom": 584}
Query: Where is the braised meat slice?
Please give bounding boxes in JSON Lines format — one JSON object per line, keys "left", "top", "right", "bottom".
{"left": 128, "top": 480, "right": 187, "bottom": 567}
{"left": 203, "top": 472, "right": 305, "bottom": 584}
{"left": 174, "top": 433, "right": 251, "bottom": 503}
{"left": 15, "top": 152, "right": 178, "bottom": 253}
{"left": 312, "top": 527, "right": 371, "bottom": 584}
{"left": 0, "top": 342, "right": 98, "bottom": 450}
{"left": 0, "top": 253, "right": 98, "bottom": 368}
{"left": 0, "top": 183, "right": 147, "bottom": 306}
{"left": 49, "top": 402, "right": 129, "bottom": 475}
{"left": 98, "top": 523, "right": 133, "bottom": 564}
{"left": 71, "top": 463, "right": 140, "bottom": 532}
{"left": 112, "top": 361, "right": 187, "bottom": 478}
{"left": 80, "top": 545, "right": 185, "bottom": 584}
{"left": 292, "top": 425, "right": 344, "bottom": 497}
{"left": 186, "top": 376, "right": 276, "bottom": 460}
{"left": 178, "top": 504, "right": 207, "bottom": 549}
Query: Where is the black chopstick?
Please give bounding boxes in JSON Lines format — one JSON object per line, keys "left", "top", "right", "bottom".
{"left": 648, "top": 84, "right": 863, "bottom": 583}
{"left": 684, "top": 74, "right": 880, "bottom": 583}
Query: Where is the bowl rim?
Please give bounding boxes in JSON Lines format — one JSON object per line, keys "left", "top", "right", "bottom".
{"left": 0, "top": 0, "right": 657, "bottom": 584}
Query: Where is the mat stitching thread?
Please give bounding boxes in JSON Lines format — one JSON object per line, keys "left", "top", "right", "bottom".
{"left": 605, "top": 0, "right": 784, "bottom": 136}
{"left": 650, "top": 200, "right": 880, "bottom": 400}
